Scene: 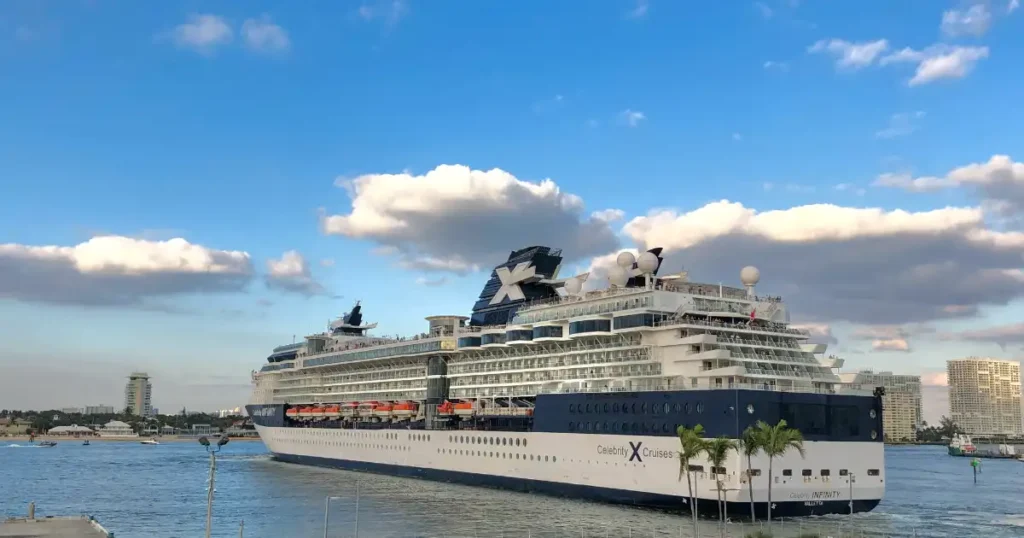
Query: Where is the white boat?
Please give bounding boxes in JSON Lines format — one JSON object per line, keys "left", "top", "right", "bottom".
{"left": 140, "top": 439, "right": 159, "bottom": 445}
{"left": 246, "top": 245, "right": 886, "bottom": 519}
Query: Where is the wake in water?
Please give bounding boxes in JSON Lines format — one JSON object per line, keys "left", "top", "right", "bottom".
{"left": 4, "top": 444, "right": 43, "bottom": 448}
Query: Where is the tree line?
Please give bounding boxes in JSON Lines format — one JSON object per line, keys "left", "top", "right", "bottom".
{"left": 0, "top": 408, "right": 244, "bottom": 435}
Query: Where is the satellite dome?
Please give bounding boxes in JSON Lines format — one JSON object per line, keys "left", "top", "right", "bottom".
{"left": 608, "top": 265, "right": 629, "bottom": 287}
{"left": 616, "top": 251, "right": 636, "bottom": 268}
{"left": 740, "top": 266, "right": 761, "bottom": 286}
{"left": 637, "top": 252, "right": 659, "bottom": 273}
{"left": 564, "top": 277, "right": 583, "bottom": 296}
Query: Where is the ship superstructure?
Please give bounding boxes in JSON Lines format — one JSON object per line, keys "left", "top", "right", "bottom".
{"left": 248, "top": 245, "right": 884, "bottom": 518}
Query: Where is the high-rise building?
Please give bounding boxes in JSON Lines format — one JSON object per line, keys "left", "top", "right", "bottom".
{"left": 839, "top": 370, "right": 922, "bottom": 441}
{"left": 124, "top": 372, "right": 153, "bottom": 416}
{"left": 85, "top": 405, "right": 115, "bottom": 415}
{"left": 947, "top": 357, "right": 1022, "bottom": 437}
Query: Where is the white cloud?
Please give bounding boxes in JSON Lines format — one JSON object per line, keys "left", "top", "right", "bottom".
{"left": 881, "top": 45, "right": 989, "bottom": 86}
{"left": 941, "top": 4, "right": 992, "bottom": 37}
{"left": 613, "top": 200, "right": 1024, "bottom": 324}
{"left": 1011, "top": 0, "right": 1020, "bottom": 14}
{"left": 833, "top": 183, "right": 866, "bottom": 196}
{"left": 241, "top": 15, "right": 290, "bottom": 53}
{"left": 732, "top": 133, "right": 743, "bottom": 142}
{"left": 356, "top": 0, "right": 409, "bottom": 25}
{"left": 922, "top": 371, "right": 949, "bottom": 387}
{"left": 763, "top": 61, "right": 789, "bottom": 72}
{"left": 627, "top": 0, "right": 649, "bottom": 18}
{"left": 0, "top": 236, "right": 252, "bottom": 307}
{"left": 876, "top": 155, "right": 1024, "bottom": 214}
{"left": 875, "top": 111, "right": 926, "bottom": 139}
{"left": 591, "top": 209, "right": 626, "bottom": 223}
{"left": 940, "top": 322, "right": 1024, "bottom": 350}
{"left": 791, "top": 323, "right": 838, "bottom": 345}
{"left": 320, "top": 258, "right": 335, "bottom": 267}
{"left": 321, "top": 164, "right": 620, "bottom": 274}
{"left": 808, "top": 38, "right": 889, "bottom": 69}
{"left": 265, "top": 251, "right": 327, "bottom": 297}
{"left": 852, "top": 326, "right": 914, "bottom": 352}
{"left": 415, "top": 276, "right": 448, "bottom": 287}
{"left": 169, "top": 14, "right": 233, "bottom": 53}
{"left": 620, "top": 109, "right": 646, "bottom": 127}
{"left": 755, "top": 2, "right": 774, "bottom": 18}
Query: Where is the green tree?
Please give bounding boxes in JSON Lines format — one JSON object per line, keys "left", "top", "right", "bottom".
{"left": 740, "top": 425, "right": 764, "bottom": 522}
{"left": 677, "top": 424, "right": 707, "bottom": 536}
{"left": 704, "top": 436, "right": 738, "bottom": 529}
{"left": 755, "top": 419, "right": 805, "bottom": 528}
{"left": 938, "top": 416, "right": 962, "bottom": 439}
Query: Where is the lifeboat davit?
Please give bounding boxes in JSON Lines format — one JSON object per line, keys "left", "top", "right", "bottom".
{"left": 341, "top": 402, "right": 358, "bottom": 417}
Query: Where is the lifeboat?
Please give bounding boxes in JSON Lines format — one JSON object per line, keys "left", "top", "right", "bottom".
{"left": 357, "top": 401, "right": 378, "bottom": 418}
{"left": 341, "top": 402, "right": 358, "bottom": 417}
{"left": 324, "top": 405, "right": 341, "bottom": 417}
{"left": 286, "top": 408, "right": 299, "bottom": 418}
{"left": 311, "top": 406, "right": 325, "bottom": 418}
{"left": 454, "top": 401, "right": 476, "bottom": 417}
{"left": 436, "top": 401, "right": 455, "bottom": 416}
{"left": 393, "top": 401, "right": 418, "bottom": 418}
{"left": 374, "top": 402, "right": 394, "bottom": 418}
{"left": 297, "top": 407, "right": 313, "bottom": 418}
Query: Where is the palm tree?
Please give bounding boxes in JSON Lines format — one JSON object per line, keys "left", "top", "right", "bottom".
{"left": 756, "top": 419, "right": 805, "bottom": 528}
{"left": 677, "top": 424, "right": 707, "bottom": 536}
{"left": 740, "top": 425, "right": 764, "bottom": 522}
{"left": 704, "top": 436, "right": 738, "bottom": 530}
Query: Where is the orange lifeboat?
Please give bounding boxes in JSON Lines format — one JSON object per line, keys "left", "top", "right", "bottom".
{"left": 297, "top": 407, "right": 313, "bottom": 417}
{"left": 374, "top": 402, "right": 394, "bottom": 418}
{"left": 454, "top": 401, "right": 476, "bottom": 417}
{"left": 286, "top": 408, "right": 299, "bottom": 418}
{"left": 311, "top": 406, "right": 325, "bottom": 417}
{"left": 436, "top": 401, "right": 455, "bottom": 416}
{"left": 324, "top": 405, "right": 341, "bottom": 417}
{"left": 393, "top": 401, "right": 418, "bottom": 418}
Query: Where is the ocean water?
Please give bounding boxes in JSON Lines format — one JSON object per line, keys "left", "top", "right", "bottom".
{"left": 1, "top": 441, "right": 1021, "bottom": 538}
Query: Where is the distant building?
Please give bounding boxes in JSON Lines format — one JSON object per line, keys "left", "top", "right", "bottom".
{"left": 839, "top": 370, "right": 922, "bottom": 441}
{"left": 85, "top": 405, "right": 115, "bottom": 415}
{"left": 61, "top": 407, "right": 84, "bottom": 415}
{"left": 948, "top": 358, "right": 1023, "bottom": 437}
{"left": 48, "top": 424, "right": 95, "bottom": 437}
{"left": 124, "top": 372, "right": 153, "bottom": 416}
{"left": 217, "top": 407, "right": 243, "bottom": 418}
{"left": 151, "top": 407, "right": 159, "bottom": 416}
{"left": 97, "top": 420, "right": 137, "bottom": 438}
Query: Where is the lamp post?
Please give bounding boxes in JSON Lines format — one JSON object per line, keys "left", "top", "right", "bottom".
{"left": 199, "top": 434, "right": 230, "bottom": 538}
{"left": 323, "top": 481, "right": 359, "bottom": 538}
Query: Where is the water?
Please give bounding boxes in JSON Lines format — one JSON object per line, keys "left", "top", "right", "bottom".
{"left": 1, "top": 442, "right": 1021, "bottom": 538}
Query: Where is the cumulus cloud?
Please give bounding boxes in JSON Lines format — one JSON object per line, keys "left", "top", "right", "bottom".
{"left": 591, "top": 209, "right": 626, "bottom": 223}
{"left": 791, "top": 323, "right": 839, "bottom": 345}
{"left": 921, "top": 371, "right": 949, "bottom": 387}
{"left": 876, "top": 155, "right": 1024, "bottom": 215}
{"left": 627, "top": 0, "right": 649, "bottom": 19}
{"left": 880, "top": 44, "right": 989, "bottom": 86}
{"left": 763, "top": 61, "right": 789, "bottom": 72}
{"left": 322, "top": 165, "right": 620, "bottom": 274}
{"left": 167, "top": 14, "right": 233, "bottom": 53}
{"left": 415, "top": 276, "right": 448, "bottom": 287}
{"left": 356, "top": 0, "right": 409, "bottom": 25}
{"left": 612, "top": 200, "right": 1024, "bottom": 324}
{"left": 808, "top": 39, "right": 889, "bottom": 69}
{"left": 241, "top": 15, "right": 290, "bottom": 53}
{"left": 0, "top": 236, "right": 252, "bottom": 307}
{"left": 851, "top": 326, "right": 914, "bottom": 352}
{"left": 620, "top": 109, "right": 646, "bottom": 127}
{"left": 264, "top": 251, "right": 327, "bottom": 297}
{"left": 1011, "top": 0, "right": 1020, "bottom": 14}
{"left": 941, "top": 4, "right": 992, "bottom": 37}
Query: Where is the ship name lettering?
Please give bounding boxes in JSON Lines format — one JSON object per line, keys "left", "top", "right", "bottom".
{"left": 789, "top": 491, "right": 841, "bottom": 500}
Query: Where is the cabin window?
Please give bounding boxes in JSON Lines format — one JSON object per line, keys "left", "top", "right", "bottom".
{"left": 868, "top": 469, "right": 880, "bottom": 476}
{"left": 782, "top": 469, "right": 793, "bottom": 477}
{"left": 688, "top": 464, "right": 704, "bottom": 472}
{"left": 711, "top": 466, "right": 726, "bottom": 474}
{"left": 748, "top": 469, "right": 762, "bottom": 476}
{"left": 820, "top": 469, "right": 831, "bottom": 477}
{"left": 839, "top": 469, "right": 849, "bottom": 476}
{"left": 802, "top": 469, "right": 812, "bottom": 477}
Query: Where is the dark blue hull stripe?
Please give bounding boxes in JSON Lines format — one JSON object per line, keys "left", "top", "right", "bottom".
{"left": 272, "top": 453, "right": 881, "bottom": 519}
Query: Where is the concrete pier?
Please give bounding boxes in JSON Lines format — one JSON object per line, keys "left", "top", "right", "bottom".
{"left": 2, "top": 504, "right": 111, "bottom": 537}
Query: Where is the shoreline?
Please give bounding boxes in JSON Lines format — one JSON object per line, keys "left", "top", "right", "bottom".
{"left": 2, "top": 435, "right": 261, "bottom": 443}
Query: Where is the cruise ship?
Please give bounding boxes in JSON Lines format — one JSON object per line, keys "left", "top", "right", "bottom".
{"left": 246, "top": 245, "right": 885, "bottom": 518}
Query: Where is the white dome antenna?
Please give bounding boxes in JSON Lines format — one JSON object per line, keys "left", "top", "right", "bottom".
{"left": 637, "top": 251, "right": 659, "bottom": 290}
{"left": 608, "top": 265, "right": 629, "bottom": 287}
{"left": 740, "top": 266, "right": 760, "bottom": 298}
{"left": 564, "top": 276, "right": 583, "bottom": 297}
{"left": 616, "top": 251, "right": 636, "bottom": 268}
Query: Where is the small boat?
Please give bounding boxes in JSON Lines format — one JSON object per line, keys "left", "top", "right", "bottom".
{"left": 82, "top": 440, "right": 90, "bottom": 446}
{"left": 140, "top": 439, "right": 159, "bottom": 445}
{"left": 38, "top": 441, "right": 57, "bottom": 447}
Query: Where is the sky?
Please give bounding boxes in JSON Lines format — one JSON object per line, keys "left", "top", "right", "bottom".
{"left": 2, "top": 0, "right": 1023, "bottom": 421}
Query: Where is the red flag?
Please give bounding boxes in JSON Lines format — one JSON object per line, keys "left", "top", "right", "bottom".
{"left": 749, "top": 308, "right": 756, "bottom": 321}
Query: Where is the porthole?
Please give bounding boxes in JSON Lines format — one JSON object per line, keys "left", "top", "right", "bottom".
{"left": 613, "top": 403, "right": 621, "bottom": 412}
{"left": 553, "top": 456, "right": 557, "bottom": 462}
{"left": 871, "top": 430, "right": 878, "bottom": 440}
{"left": 747, "top": 404, "right": 755, "bottom": 415}
{"left": 515, "top": 438, "right": 521, "bottom": 447}
{"left": 569, "top": 403, "right": 576, "bottom": 413}
{"left": 663, "top": 403, "right": 671, "bottom": 414}
{"left": 684, "top": 403, "right": 691, "bottom": 414}
{"left": 586, "top": 403, "right": 592, "bottom": 413}
{"left": 640, "top": 403, "right": 647, "bottom": 414}
{"left": 502, "top": 438, "right": 507, "bottom": 446}
{"left": 523, "top": 439, "right": 528, "bottom": 447}
{"left": 631, "top": 403, "right": 637, "bottom": 413}
{"left": 545, "top": 455, "right": 549, "bottom": 462}
{"left": 696, "top": 402, "right": 704, "bottom": 414}
{"left": 674, "top": 403, "right": 682, "bottom": 413}
{"left": 869, "top": 409, "right": 877, "bottom": 419}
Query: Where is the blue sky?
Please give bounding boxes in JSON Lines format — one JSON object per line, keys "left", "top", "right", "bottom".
{"left": 2, "top": 0, "right": 1022, "bottom": 418}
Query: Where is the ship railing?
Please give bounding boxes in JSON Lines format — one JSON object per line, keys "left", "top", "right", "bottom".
{"left": 654, "top": 315, "right": 811, "bottom": 336}
{"left": 452, "top": 382, "right": 874, "bottom": 397}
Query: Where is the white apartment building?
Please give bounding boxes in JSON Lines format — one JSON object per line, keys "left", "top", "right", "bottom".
{"left": 85, "top": 405, "right": 115, "bottom": 415}
{"left": 124, "top": 372, "right": 153, "bottom": 417}
{"left": 947, "top": 357, "right": 1023, "bottom": 437}
{"left": 839, "top": 369, "right": 922, "bottom": 441}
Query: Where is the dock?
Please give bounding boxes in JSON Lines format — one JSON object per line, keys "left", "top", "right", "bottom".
{"left": 2, "top": 504, "right": 111, "bottom": 538}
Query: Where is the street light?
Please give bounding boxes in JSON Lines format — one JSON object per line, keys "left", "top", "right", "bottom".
{"left": 323, "top": 480, "right": 359, "bottom": 538}
{"left": 199, "top": 434, "right": 230, "bottom": 538}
